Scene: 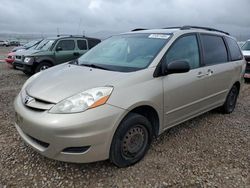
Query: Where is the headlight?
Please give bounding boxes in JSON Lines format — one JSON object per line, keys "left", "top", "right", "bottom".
{"left": 49, "top": 87, "right": 113, "bottom": 114}
{"left": 24, "top": 57, "right": 32, "bottom": 63}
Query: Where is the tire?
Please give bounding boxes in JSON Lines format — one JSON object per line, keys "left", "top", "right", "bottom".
{"left": 245, "top": 78, "right": 250, "bottom": 83}
{"left": 35, "top": 62, "right": 52, "bottom": 73}
{"left": 110, "top": 113, "right": 153, "bottom": 168}
{"left": 23, "top": 70, "right": 32, "bottom": 76}
{"left": 221, "top": 85, "right": 239, "bottom": 114}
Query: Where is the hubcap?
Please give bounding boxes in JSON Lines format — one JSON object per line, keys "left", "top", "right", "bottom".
{"left": 40, "top": 65, "right": 49, "bottom": 71}
{"left": 122, "top": 125, "right": 148, "bottom": 159}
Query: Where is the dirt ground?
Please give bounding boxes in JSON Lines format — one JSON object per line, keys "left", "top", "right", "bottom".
{"left": 0, "top": 56, "right": 249, "bottom": 187}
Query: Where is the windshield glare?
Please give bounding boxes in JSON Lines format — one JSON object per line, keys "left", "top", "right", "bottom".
{"left": 242, "top": 41, "right": 250, "bottom": 51}
{"left": 35, "top": 39, "right": 55, "bottom": 50}
{"left": 78, "top": 34, "right": 170, "bottom": 72}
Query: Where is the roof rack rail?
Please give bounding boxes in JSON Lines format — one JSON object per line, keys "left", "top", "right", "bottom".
{"left": 57, "top": 34, "right": 86, "bottom": 37}
{"left": 180, "top": 25, "right": 230, "bottom": 35}
{"left": 131, "top": 28, "right": 148, "bottom": 32}
{"left": 162, "top": 26, "right": 181, "bottom": 29}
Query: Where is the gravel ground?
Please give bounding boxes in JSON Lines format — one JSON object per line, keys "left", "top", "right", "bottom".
{"left": 0, "top": 62, "right": 249, "bottom": 188}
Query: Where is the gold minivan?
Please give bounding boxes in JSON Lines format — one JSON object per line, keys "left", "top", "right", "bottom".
{"left": 14, "top": 26, "right": 246, "bottom": 167}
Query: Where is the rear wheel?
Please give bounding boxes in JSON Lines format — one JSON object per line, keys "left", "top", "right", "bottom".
{"left": 221, "top": 85, "right": 239, "bottom": 114}
{"left": 110, "top": 113, "right": 153, "bottom": 167}
{"left": 35, "top": 62, "right": 52, "bottom": 73}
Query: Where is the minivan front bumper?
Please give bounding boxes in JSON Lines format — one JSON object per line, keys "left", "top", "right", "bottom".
{"left": 14, "top": 93, "right": 126, "bottom": 163}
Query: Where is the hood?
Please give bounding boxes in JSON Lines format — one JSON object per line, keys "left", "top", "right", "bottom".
{"left": 15, "top": 48, "right": 40, "bottom": 56}
{"left": 12, "top": 46, "right": 25, "bottom": 52}
{"left": 26, "top": 64, "right": 127, "bottom": 103}
{"left": 242, "top": 50, "right": 250, "bottom": 57}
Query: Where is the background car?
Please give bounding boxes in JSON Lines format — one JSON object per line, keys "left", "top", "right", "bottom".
{"left": 241, "top": 40, "right": 250, "bottom": 81}
{"left": 0, "top": 40, "right": 10, "bottom": 46}
{"left": 9, "top": 40, "right": 20, "bottom": 46}
{"left": 14, "top": 35, "right": 101, "bottom": 75}
{"left": 5, "top": 52, "right": 15, "bottom": 66}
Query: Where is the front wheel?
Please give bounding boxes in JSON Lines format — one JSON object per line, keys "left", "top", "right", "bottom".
{"left": 110, "top": 113, "right": 153, "bottom": 167}
{"left": 221, "top": 85, "right": 239, "bottom": 114}
{"left": 35, "top": 62, "right": 52, "bottom": 73}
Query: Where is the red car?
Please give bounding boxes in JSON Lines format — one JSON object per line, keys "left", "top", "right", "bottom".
{"left": 5, "top": 52, "right": 15, "bottom": 67}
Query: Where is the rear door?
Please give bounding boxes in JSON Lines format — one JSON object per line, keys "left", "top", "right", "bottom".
{"left": 54, "top": 39, "right": 77, "bottom": 64}
{"left": 198, "top": 34, "right": 235, "bottom": 109}
{"left": 163, "top": 34, "right": 210, "bottom": 128}
{"left": 76, "top": 39, "right": 88, "bottom": 56}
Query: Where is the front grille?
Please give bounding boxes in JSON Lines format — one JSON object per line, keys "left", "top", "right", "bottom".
{"left": 27, "top": 134, "right": 50, "bottom": 148}
{"left": 22, "top": 93, "right": 55, "bottom": 111}
{"left": 16, "top": 55, "right": 21, "bottom": 59}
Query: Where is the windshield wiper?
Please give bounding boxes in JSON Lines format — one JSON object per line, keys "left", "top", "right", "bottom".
{"left": 69, "top": 59, "right": 79, "bottom": 65}
{"left": 80, "top": 63, "right": 110, "bottom": 70}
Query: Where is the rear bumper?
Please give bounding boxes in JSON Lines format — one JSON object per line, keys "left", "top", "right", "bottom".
{"left": 244, "top": 73, "right": 250, "bottom": 79}
{"left": 244, "top": 61, "right": 250, "bottom": 78}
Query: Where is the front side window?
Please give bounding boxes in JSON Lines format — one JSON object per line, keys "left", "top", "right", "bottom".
{"left": 201, "top": 35, "right": 228, "bottom": 65}
{"left": 164, "top": 35, "right": 200, "bottom": 69}
{"left": 56, "top": 40, "right": 75, "bottom": 51}
{"left": 78, "top": 34, "right": 170, "bottom": 72}
{"left": 226, "top": 37, "right": 243, "bottom": 61}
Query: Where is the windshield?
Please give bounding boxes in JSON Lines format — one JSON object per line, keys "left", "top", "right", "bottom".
{"left": 78, "top": 33, "right": 170, "bottom": 72}
{"left": 35, "top": 39, "right": 55, "bottom": 50}
{"left": 23, "top": 40, "right": 39, "bottom": 48}
{"left": 241, "top": 41, "right": 250, "bottom": 51}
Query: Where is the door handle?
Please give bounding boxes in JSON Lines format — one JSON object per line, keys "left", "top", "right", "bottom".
{"left": 197, "top": 72, "right": 206, "bottom": 78}
{"left": 73, "top": 52, "right": 80, "bottom": 56}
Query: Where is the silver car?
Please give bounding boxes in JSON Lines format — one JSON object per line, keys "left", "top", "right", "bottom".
{"left": 14, "top": 26, "right": 246, "bottom": 167}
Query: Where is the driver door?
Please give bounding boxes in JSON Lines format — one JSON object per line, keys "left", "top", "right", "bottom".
{"left": 54, "top": 39, "right": 77, "bottom": 64}
{"left": 162, "top": 34, "right": 208, "bottom": 128}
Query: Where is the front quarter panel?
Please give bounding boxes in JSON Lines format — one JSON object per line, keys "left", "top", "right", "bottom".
{"left": 107, "top": 68, "right": 164, "bottom": 133}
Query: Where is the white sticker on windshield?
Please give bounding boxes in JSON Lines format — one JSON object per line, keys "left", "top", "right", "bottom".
{"left": 148, "top": 34, "right": 170, "bottom": 39}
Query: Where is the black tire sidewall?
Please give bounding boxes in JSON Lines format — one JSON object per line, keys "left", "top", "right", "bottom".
{"left": 224, "top": 85, "right": 239, "bottom": 113}
{"left": 35, "top": 62, "right": 52, "bottom": 73}
{"left": 110, "top": 113, "right": 153, "bottom": 167}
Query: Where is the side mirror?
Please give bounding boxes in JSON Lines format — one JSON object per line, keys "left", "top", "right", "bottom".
{"left": 56, "top": 46, "right": 62, "bottom": 51}
{"left": 162, "top": 60, "right": 190, "bottom": 75}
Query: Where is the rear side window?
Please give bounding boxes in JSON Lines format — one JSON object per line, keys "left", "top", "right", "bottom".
{"left": 201, "top": 35, "right": 228, "bottom": 65}
{"left": 56, "top": 40, "right": 75, "bottom": 51}
{"left": 165, "top": 35, "right": 200, "bottom": 69}
{"left": 77, "top": 40, "right": 87, "bottom": 50}
{"left": 88, "top": 39, "right": 101, "bottom": 49}
{"left": 226, "top": 37, "right": 243, "bottom": 61}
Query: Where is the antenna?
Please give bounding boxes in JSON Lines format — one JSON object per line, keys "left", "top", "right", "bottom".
{"left": 56, "top": 27, "right": 60, "bottom": 36}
